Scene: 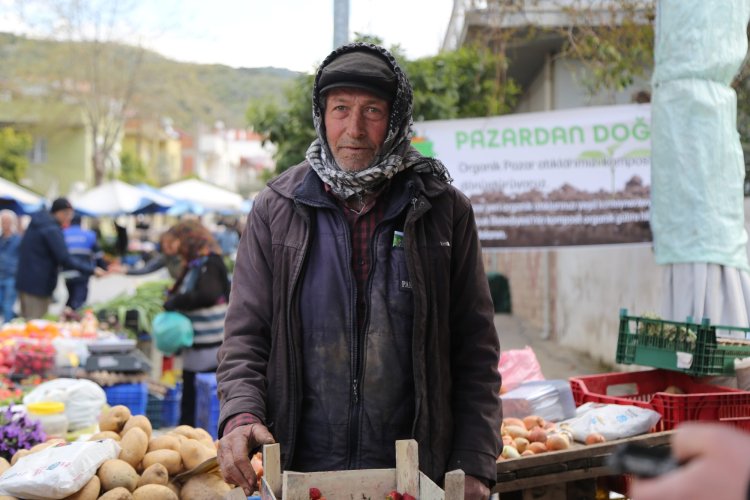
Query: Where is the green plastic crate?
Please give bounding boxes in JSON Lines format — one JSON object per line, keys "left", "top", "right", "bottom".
{"left": 616, "top": 308, "right": 750, "bottom": 376}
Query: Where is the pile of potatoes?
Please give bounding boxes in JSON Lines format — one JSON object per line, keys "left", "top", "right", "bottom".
{"left": 1, "top": 405, "right": 234, "bottom": 500}
{"left": 498, "top": 415, "right": 606, "bottom": 460}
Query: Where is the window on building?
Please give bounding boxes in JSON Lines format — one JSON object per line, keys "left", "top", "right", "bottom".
{"left": 29, "top": 137, "right": 48, "bottom": 164}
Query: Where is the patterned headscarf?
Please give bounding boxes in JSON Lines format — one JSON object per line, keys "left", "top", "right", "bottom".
{"left": 306, "top": 42, "right": 452, "bottom": 201}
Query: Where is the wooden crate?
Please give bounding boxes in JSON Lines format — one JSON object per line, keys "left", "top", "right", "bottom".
{"left": 260, "top": 439, "right": 464, "bottom": 500}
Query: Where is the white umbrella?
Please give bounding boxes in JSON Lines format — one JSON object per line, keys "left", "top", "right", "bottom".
{"left": 159, "top": 179, "right": 244, "bottom": 213}
{"left": 71, "top": 180, "right": 175, "bottom": 216}
{"left": 0, "top": 177, "right": 44, "bottom": 214}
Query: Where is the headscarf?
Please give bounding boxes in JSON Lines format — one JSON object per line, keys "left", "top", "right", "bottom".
{"left": 306, "top": 42, "right": 452, "bottom": 201}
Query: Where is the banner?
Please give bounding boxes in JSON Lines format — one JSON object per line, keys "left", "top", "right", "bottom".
{"left": 412, "top": 104, "right": 652, "bottom": 247}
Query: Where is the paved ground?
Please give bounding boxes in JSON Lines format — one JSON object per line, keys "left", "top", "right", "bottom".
{"left": 495, "top": 313, "right": 610, "bottom": 381}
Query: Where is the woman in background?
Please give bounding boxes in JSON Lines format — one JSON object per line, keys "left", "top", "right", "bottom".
{"left": 163, "top": 220, "right": 230, "bottom": 427}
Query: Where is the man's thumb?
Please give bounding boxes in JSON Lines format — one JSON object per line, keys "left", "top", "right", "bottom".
{"left": 252, "top": 425, "right": 276, "bottom": 446}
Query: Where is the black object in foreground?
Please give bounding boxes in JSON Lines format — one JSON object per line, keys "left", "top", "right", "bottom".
{"left": 607, "top": 442, "right": 679, "bottom": 478}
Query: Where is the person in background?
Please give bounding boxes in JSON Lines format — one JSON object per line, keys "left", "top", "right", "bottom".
{"left": 121, "top": 230, "right": 184, "bottom": 279}
{"left": 15, "top": 198, "right": 106, "bottom": 320}
{"left": 630, "top": 422, "right": 750, "bottom": 500}
{"left": 215, "top": 43, "right": 501, "bottom": 499}
{"left": 62, "top": 214, "right": 108, "bottom": 311}
{"left": 0, "top": 210, "right": 21, "bottom": 323}
{"left": 162, "top": 220, "right": 229, "bottom": 427}
{"left": 214, "top": 218, "right": 240, "bottom": 257}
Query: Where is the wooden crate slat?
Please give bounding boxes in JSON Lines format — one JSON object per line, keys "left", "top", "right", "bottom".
{"left": 443, "top": 469, "right": 465, "bottom": 500}
{"left": 282, "top": 468, "right": 396, "bottom": 499}
{"left": 396, "top": 439, "right": 419, "bottom": 496}
{"left": 419, "top": 472, "right": 445, "bottom": 500}
{"left": 263, "top": 443, "right": 282, "bottom": 498}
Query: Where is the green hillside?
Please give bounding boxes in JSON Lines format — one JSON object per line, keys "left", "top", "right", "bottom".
{"left": 0, "top": 32, "right": 301, "bottom": 130}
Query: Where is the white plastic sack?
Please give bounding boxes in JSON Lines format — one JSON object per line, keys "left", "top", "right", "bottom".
{"left": 558, "top": 402, "right": 661, "bottom": 442}
{"left": 0, "top": 439, "right": 120, "bottom": 499}
{"left": 23, "top": 378, "right": 106, "bottom": 431}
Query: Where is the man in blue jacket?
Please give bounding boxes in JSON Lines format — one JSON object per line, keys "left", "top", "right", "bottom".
{"left": 15, "top": 198, "right": 106, "bottom": 319}
{"left": 62, "top": 214, "right": 108, "bottom": 311}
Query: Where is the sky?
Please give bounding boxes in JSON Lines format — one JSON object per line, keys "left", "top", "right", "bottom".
{"left": 0, "top": 0, "right": 456, "bottom": 73}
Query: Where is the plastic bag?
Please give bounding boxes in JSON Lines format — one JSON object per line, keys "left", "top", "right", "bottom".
{"left": 499, "top": 346, "right": 545, "bottom": 392}
{"left": 558, "top": 402, "right": 662, "bottom": 442}
{"left": 501, "top": 380, "right": 577, "bottom": 422}
{"left": 0, "top": 439, "right": 120, "bottom": 499}
{"left": 23, "top": 378, "right": 106, "bottom": 431}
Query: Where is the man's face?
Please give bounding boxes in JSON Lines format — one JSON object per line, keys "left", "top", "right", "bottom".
{"left": 324, "top": 87, "right": 390, "bottom": 172}
{"left": 53, "top": 208, "right": 74, "bottom": 228}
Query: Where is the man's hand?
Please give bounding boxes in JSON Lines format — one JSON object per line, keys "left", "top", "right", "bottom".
{"left": 93, "top": 267, "right": 107, "bottom": 277}
{"left": 217, "top": 422, "right": 275, "bottom": 496}
{"left": 630, "top": 423, "right": 750, "bottom": 500}
{"left": 464, "top": 474, "right": 490, "bottom": 500}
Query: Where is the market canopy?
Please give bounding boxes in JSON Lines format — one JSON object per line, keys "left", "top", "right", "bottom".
{"left": 0, "top": 177, "right": 44, "bottom": 214}
{"left": 71, "top": 180, "right": 175, "bottom": 217}
{"left": 159, "top": 179, "right": 245, "bottom": 213}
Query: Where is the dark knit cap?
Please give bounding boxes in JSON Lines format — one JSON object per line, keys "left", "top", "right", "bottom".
{"left": 318, "top": 49, "right": 397, "bottom": 102}
{"left": 50, "top": 197, "right": 73, "bottom": 213}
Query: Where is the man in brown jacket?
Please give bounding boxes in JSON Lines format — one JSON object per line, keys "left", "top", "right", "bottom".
{"left": 216, "top": 42, "right": 502, "bottom": 500}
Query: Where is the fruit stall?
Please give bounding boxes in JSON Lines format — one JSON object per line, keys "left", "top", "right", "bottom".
{"left": 492, "top": 310, "right": 750, "bottom": 500}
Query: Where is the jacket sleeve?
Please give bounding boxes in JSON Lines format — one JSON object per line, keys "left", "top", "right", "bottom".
{"left": 445, "top": 199, "right": 502, "bottom": 485}
{"left": 216, "top": 194, "right": 274, "bottom": 436}
{"left": 164, "top": 255, "right": 228, "bottom": 311}
{"left": 126, "top": 254, "right": 166, "bottom": 275}
{"left": 46, "top": 226, "right": 96, "bottom": 275}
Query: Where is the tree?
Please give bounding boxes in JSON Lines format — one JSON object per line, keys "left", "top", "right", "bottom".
{"left": 9, "top": 0, "right": 151, "bottom": 185}
{"left": 556, "top": 0, "right": 655, "bottom": 97}
{"left": 0, "top": 127, "right": 32, "bottom": 183}
{"left": 118, "top": 150, "right": 152, "bottom": 185}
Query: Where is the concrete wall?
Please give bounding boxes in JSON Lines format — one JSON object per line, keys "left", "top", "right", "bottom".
{"left": 484, "top": 244, "right": 661, "bottom": 366}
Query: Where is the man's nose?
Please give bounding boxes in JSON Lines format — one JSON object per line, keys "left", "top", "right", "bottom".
{"left": 346, "top": 113, "right": 366, "bottom": 137}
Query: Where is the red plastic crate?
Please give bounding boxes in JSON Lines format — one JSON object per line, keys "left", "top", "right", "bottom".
{"left": 569, "top": 369, "right": 750, "bottom": 431}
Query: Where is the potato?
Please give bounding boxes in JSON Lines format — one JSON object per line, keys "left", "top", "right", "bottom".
{"left": 192, "top": 427, "right": 213, "bottom": 442}
{"left": 180, "top": 473, "right": 232, "bottom": 500}
{"left": 29, "top": 438, "right": 66, "bottom": 454}
{"left": 0, "top": 456, "right": 10, "bottom": 474}
{"left": 99, "top": 406, "right": 132, "bottom": 433}
{"left": 523, "top": 415, "right": 546, "bottom": 430}
{"left": 171, "top": 425, "right": 200, "bottom": 440}
{"left": 0, "top": 496, "right": 19, "bottom": 500}
{"left": 147, "top": 435, "right": 180, "bottom": 453}
{"left": 136, "top": 463, "right": 169, "bottom": 488}
{"left": 119, "top": 427, "right": 148, "bottom": 469}
{"left": 141, "top": 449, "right": 182, "bottom": 476}
{"left": 528, "top": 427, "right": 548, "bottom": 444}
{"left": 10, "top": 449, "right": 30, "bottom": 465}
{"left": 97, "top": 459, "right": 139, "bottom": 492}
{"left": 120, "top": 415, "right": 152, "bottom": 439}
{"left": 62, "top": 475, "right": 100, "bottom": 500}
{"left": 97, "top": 487, "right": 133, "bottom": 500}
{"left": 89, "top": 431, "right": 121, "bottom": 442}
{"left": 180, "top": 439, "right": 217, "bottom": 470}
{"left": 131, "top": 484, "right": 178, "bottom": 500}
{"left": 164, "top": 482, "right": 180, "bottom": 498}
